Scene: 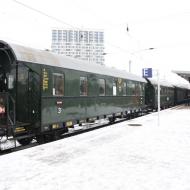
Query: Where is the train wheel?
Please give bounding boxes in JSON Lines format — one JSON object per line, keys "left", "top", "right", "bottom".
{"left": 109, "top": 117, "right": 115, "bottom": 123}
{"left": 17, "top": 138, "right": 33, "bottom": 146}
{"left": 48, "top": 132, "right": 60, "bottom": 141}
{"left": 36, "top": 133, "right": 60, "bottom": 144}
{"left": 36, "top": 135, "right": 45, "bottom": 144}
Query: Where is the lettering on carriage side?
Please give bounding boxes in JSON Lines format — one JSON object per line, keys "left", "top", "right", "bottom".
{"left": 52, "top": 124, "right": 60, "bottom": 129}
{"left": 57, "top": 107, "right": 62, "bottom": 114}
{"left": 56, "top": 101, "right": 63, "bottom": 114}
{"left": 117, "top": 78, "right": 123, "bottom": 92}
{"left": 42, "top": 68, "right": 49, "bottom": 91}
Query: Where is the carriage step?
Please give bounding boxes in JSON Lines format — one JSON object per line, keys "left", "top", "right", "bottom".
{"left": 16, "top": 122, "right": 31, "bottom": 128}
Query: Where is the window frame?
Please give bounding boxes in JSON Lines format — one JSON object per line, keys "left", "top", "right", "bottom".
{"left": 52, "top": 73, "right": 64, "bottom": 96}
{"left": 123, "top": 81, "right": 127, "bottom": 96}
{"left": 80, "top": 76, "right": 88, "bottom": 96}
{"left": 98, "top": 78, "right": 106, "bottom": 96}
{"left": 113, "top": 81, "right": 117, "bottom": 96}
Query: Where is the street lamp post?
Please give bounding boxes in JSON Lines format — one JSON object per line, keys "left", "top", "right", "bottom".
{"left": 129, "top": 60, "right": 132, "bottom": 73}
{"left": 157, "top": 69, "right": 160, "bottom": 126}
{"left": 128, "top": 47, "right": 155, "bottom": 73}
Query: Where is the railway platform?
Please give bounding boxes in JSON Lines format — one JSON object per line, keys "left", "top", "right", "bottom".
{"left": 0, "top": 106, "right": 190, "bottom": 190}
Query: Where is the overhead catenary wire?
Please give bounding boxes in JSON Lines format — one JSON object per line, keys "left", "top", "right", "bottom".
{"left": 11, "top": 0, "right": 160, "bottom": 71}
{"left": 9, "top": 0, "right": 190, "bottom": 55}
{"left": 11, "top": 0, "right": 135, "bottom": 56}
{"left": 12, "top": 0, "right": 78, "bottom": 29}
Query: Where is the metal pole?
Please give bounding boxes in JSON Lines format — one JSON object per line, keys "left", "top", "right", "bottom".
{"left": 157, "top": 70, "right": 160, "bottom": 126}
{"left": 129, "top": 60, "right": 131, "bottom": 72}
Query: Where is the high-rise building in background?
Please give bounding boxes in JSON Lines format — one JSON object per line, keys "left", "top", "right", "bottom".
{"left": 51, "top": 29, "right": 105, "bottom": 65}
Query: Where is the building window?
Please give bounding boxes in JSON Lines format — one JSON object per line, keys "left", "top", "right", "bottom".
{"left": 80, "top": 77, "right": 88, "bottom": 96}
{"left": 53, "top": 73, "right": 64, "bottom": 96}
{"left": 99, "top": 79, "right": 105, "bottom": 96}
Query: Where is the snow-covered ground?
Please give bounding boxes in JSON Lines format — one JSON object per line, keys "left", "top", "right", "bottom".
{"left": 1, "top": 106, "right": 190, "bottom": 190}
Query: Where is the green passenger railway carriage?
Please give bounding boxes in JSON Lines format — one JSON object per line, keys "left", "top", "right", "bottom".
{"left": 0, "top": 40, "right": 146, "bottom": 145}
{"left": 145, "top": 78, "right": 175, "bottom": 110}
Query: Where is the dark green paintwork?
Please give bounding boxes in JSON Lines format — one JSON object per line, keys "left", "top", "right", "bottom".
{"left": 1, "top": 52, "right": 146, "bottom": 135}
{"left": 40, "top": 65, "right": 146, "bottom": 129}
{"left": 145, "top": 82, "right": 174, "bottom": 109}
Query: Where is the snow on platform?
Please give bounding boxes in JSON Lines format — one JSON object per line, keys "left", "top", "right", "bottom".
{"left": 1, "top": 107, "right": 190, "bottom": 190}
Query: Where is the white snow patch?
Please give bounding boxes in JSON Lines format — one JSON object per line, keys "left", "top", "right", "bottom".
{"left": 1, "top": 107, "right": 190, "bottom": 190}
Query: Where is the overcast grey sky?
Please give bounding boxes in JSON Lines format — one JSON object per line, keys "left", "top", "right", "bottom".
{"left": 1, "top": 0, "right": 190, "bottom": 75}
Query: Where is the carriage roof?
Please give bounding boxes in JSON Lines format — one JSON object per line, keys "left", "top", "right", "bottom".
{"left": 1, "top": 41, "right": 146, "bottom": 83}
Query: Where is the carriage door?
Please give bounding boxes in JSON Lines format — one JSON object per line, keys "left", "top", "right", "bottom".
{"left": 28, "top": 69, "right": 40, "bottom": 125}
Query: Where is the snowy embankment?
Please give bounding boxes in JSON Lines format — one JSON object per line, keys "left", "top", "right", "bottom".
{"left": 1, "top": 106, "right": 190, "bottom": 190}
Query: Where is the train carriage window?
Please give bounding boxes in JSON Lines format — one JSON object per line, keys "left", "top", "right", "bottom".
{"left": 80, "top": 77, "right": 88, "bottom": 96}
{"left": 141, "top": 83, "right": 145, "bottom": 95}
{"left": 127, "top": 81, "right": 135, "bottom": 95}
{"left": 123, "top": 82, "right": 126, "bottom": 96}
{"left": 18, "top": 67, "right": 28, "bottom": 85}
{"left": 134, "top": 83, "right": 139, "bottom": 95}
{"left": 53, "top": 73, "right": 64, "bottom": 96}
{"left": 99, "top": 79, "right": 105, "bottom": 96}
{"left": 139, "top": 83, "right": 144, "bottom": 96}
{"left": 113, "top": 81, "right": 117, "bottom": 96}
{"left": 8, "top": 75, "right": 14, "bottom": 89}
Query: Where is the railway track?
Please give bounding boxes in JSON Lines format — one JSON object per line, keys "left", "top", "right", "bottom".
{"left": 0, "top": 116, "right": 132, "bottom": 155}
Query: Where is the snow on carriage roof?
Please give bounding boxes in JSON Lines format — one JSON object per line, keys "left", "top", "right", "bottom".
{"left": 149, "top": 72, "right": 190, "bottom": 89}
{"left": 167, "top": 72, "right": 190, "bottom": 89}
{"left": 147, "top": 78, "right": 174, "bottom": 88}
{"left": 3, "top": 41, "right": 146, "bottom": 83}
